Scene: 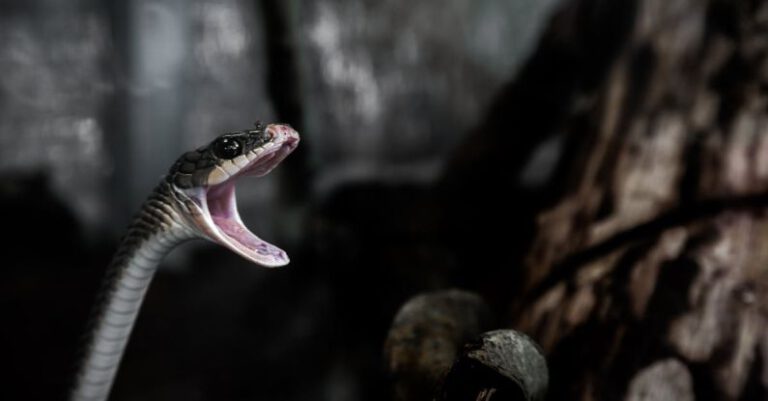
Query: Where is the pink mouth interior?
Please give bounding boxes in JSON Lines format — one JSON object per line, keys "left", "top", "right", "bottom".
{"left": 208, "top": 183, "right": 286, "bottom": 262}
{"left": 204, "top": 144, "right": 296, "bottom": 265}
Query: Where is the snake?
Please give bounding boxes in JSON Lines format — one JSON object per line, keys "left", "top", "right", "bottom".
{"left": 70, "top": 122, "right": 300, "bottom": 401}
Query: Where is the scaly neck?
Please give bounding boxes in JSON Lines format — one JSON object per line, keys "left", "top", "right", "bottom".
{"left": 71, "top": 189, "right": 194, "bottom": 401}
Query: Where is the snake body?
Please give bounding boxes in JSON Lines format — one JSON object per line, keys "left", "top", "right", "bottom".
{"left": 71, "top": 123, "right": 300, "bottom": 400}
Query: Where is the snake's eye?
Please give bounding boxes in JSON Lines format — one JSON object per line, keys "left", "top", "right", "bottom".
{"left": 213, "top": 137, "right": 242, "bottom": 159}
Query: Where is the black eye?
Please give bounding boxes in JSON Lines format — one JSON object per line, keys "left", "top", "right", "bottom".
{"left": 213, "top": 137, "right": 242, "bottom": 159}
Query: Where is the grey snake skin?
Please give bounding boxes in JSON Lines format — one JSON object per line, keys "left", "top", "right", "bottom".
{"left": 71, "top": 123, "right": 299, "bottom": 400}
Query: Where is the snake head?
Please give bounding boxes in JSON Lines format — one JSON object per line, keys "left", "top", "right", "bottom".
{"left": 167, "top": 122, "right": 300, "bottom": 267}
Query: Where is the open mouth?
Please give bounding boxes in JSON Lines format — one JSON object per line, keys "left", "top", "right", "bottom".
{"left": 192, "top": 125, "right": 299, "bottom": 267}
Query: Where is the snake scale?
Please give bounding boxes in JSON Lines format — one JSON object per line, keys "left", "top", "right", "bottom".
{"left": 71, "top": 122, "right": 300, "bottom": 401}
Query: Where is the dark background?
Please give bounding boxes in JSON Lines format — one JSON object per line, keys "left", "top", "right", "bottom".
{"left": 0, "top": 1, "right": 563, "bottom": 400}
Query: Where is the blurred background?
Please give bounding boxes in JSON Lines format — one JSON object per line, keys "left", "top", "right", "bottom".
{"left": 6, "top": 0, "right": 766, "bottom": 400}
{"left": 0, "top": 0, "right": 561, "bottom": 400}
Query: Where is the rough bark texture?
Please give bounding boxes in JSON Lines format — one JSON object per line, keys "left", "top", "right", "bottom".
{"left": 504, "top": 0, "right": 768, "bottom": 400}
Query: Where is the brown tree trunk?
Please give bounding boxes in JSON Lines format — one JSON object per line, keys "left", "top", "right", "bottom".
{"left": 509, "top": 0, "right": 768, "bottom": 399}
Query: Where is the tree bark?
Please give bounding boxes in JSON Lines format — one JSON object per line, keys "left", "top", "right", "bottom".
{"left": 447, "top": 0, "right": 768, "bottom": 399}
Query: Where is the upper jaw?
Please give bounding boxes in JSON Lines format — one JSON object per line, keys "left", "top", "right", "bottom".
{"left": 243, "top": 125, "right": 300, "bottom": 177}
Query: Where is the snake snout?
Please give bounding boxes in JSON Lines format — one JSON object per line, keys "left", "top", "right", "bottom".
{"left": 267, "top": 124, "right": 300, "bottom": 147}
